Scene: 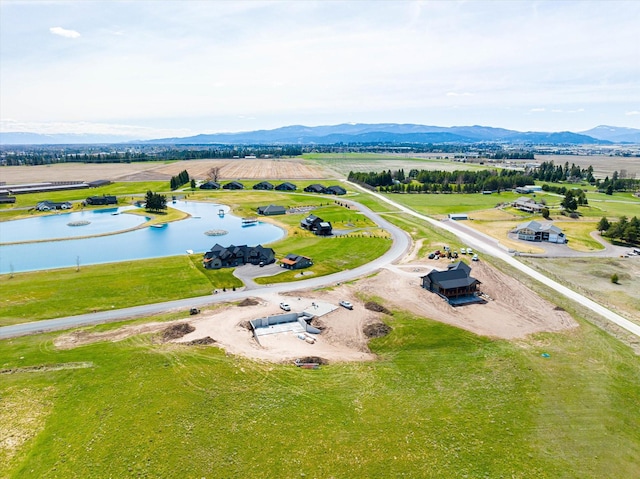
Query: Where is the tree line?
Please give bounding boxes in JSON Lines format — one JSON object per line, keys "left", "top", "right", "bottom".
{"left": 348, "top": 168, "right": 533, "bottom": 193}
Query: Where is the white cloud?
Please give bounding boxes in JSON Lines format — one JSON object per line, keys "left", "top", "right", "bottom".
{"left": 626, "top": 110, "right": 640, "bottom": 116}
{"left": 446, "top": 92, "right": 473, "bottom": 97}
{"left": 530, "top": 108, "right": 546, "bottom": 112}
{"left": 49, "top": 26, "right": 81, "bottom": 39}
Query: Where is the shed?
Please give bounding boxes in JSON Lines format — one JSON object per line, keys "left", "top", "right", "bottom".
{"left": 257, "top": 204, "right": 286, "bottom": 216}
{"left": 448, "top": 213, "right": 468, "bottom": 220}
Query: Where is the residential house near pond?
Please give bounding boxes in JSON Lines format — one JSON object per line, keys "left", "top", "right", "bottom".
{"left": 300, "top": 214, "right": 332, "bottom": 236}
{"left": 203, "top": 244, "right": 275, "bottom": 269}
{"left": 280, "top": 254, "right": 313, "bottom": 270}
{"left": 85, "top": 195, "right": 117, "bottom": 206}
{"left": 257, "top": 204, "right": 286, "bottom": 216}
{"left": 421, "top": 261, "right": 483, "bottom": 305}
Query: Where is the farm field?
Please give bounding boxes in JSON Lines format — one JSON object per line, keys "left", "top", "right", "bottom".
{"left": 534, "top": 154, "right": 640, "bottom": 178}
{"left": 304, "top": 152, "right": 489, "bottom": 177}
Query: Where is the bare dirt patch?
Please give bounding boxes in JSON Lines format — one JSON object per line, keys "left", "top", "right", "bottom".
{"left": 53, "top": 258, "right": 576, "bottom": 361}
{"left": 162, "top": 322, "right": 195, "bottom": 341}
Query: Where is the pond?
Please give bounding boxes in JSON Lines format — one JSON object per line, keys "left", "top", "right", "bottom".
{"left": 0, "top": 201, "right": 285, "bottom": 274}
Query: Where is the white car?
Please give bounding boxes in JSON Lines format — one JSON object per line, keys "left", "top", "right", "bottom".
{"left": 472, "top": 254, "right": 479, "bottom": 261}
{"left": 460, "top": 248, "right": 467, "bottom": 254}
{"left": 467, "top": 247, "right": 473, "bottom": 254}
{"left": 279, "top": 302, "right": 291, "bottom": 311}
{"left": 339, "top": 300, "right": 353, "bottom": 310}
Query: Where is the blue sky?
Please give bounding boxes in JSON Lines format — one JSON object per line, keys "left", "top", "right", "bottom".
{"left": 1, "top": 0, "right": 639, "bottom": 138}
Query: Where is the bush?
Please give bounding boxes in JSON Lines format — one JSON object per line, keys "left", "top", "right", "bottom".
{"left": 611, "top": 273, "right": 619, "bottom": 284}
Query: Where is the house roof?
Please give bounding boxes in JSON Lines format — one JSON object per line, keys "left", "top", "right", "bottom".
{"left": 305, "top": 184, "right": 326, "bottom": 192}
{"left": 253, "top": 181, "right": 274, "bottom": 189}
{"left": 515, "top": 220, "right": 562, "bottom": 235}
{"left": 423, "top": 261, "right": 479, "bottom": 290}
{"left": 275, "top": 182, "right": 297, "bottom": 190}
{"left": 325, "top": 185, "right": 346, "bottom": 195}
{"left": 258, "top": 204, "right": 286, "bottom": 214}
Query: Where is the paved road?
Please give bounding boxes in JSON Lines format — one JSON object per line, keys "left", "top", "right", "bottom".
{"left": 349, "top": 183, "right": 640, "bottom": 338}
{"left": 0, "top": 199, "right": 411, "bottom": 339}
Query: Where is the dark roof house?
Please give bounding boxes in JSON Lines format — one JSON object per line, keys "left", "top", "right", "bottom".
{"left": 200, "top": 181, "right": 221, "bottom": 190}
{"left": 257, "top": 204, "right": 286, "bottom": 216}
{"left": 223, "top": 181, "right": 244, "bottom": 190}
{"left": 304, "top": 184, "right": 326, "bottom": 193}
{"left": 280, "top": 254, "right": 313, "bottom": 270}
{"left": 253, "top": 181, "right": 274, "bottom": 190}
{"left": 86, "top": 195, "right": 117, "bottom": 206}
{"left": 421, "top": 261, "right": 483, "bottom": 305}
{"left": 203, "top": 243, "right": 275, "bottom": 269}
{"left": 325, "top": 185, "right": 347, "bottom": 195}
{"left": 275, "top": 182, "right": 297, "bottom": 191}
{"left": 300, "top": 213, "right": 333, "bottom": 236}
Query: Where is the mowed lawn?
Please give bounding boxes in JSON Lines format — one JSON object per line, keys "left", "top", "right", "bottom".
{"left": 1, "top": 309, "right": 639, "bottom": 478}
{"left": 0, "top": 256, "right": 242, "bottom": 326}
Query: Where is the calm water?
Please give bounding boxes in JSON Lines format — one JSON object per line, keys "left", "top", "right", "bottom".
{"left": 0, "top": 201, "right": 284, "bottom": 274}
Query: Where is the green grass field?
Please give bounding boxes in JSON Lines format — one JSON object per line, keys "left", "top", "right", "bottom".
{"left": 2, "top": 304, "right": 639, "bottom": 478}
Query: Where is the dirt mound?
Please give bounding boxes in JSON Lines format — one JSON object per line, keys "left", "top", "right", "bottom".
{"left": 185, "top": 337, "right": 216, "bottom": 346}
{"left": 238, "top": 298, "right": 259, "bottom": 307}
{"left": 364, "top": 322, "right": 392, "bottom": 338}
{"left": 364, "top": 301, "right": 393, "bottom": 315}
{"left": 162, "top": 323, "right": 195, "bottom": 341}
{"left": 238, "top": 320, "right": 252, "bottom": 330}
{"left": 295, "top": 356, "right": 328, "bottom": 365}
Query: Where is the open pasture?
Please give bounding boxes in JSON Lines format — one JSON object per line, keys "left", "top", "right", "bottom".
{"left": 534, "top": 154, "right": 640, "bottom": 179}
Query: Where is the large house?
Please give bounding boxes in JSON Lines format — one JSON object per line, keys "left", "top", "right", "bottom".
{"left": 512, "top": 197, "right": 544, "bottom": 213}
{"left": 85, "top": 195, "right": 117, "bottom": 206}
{"left": 300, "top": 214, "right": 332, "bottom": 236}
{"left": 203, "top": 243, "right": 275, "bottom": 269}
{"left": 257, "top": 204, "right": 286, "bottom": 216}
{"left": 513, "top": 220, "right": 567, "bottom": 243}
{"left": 421, "top": 261, "right": 482, "bottom": 305}
{"left": 280, "top": 254, "right": 313, "bottom": 270}
{"left": 275, "top": 182, "right": 297, "bottom": 191}
{"left": 36, "top": 200, "right": 72, "bottom": 211}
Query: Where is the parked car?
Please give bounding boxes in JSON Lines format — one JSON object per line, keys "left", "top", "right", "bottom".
{"left": 472, "top": 254, "right": 479, "bottom": 261}
{"left": 460, "top": 248, "right": 467, "bottom": 254}
{"left": 279, "top": 302, "right": 291, "bottom": 311}
{"left": 428, "top": 253, "right": 435, "bottom": 259}
{"left": 339, "top": 300, "right": 353, "bottom": 310}
{"left": 189, "top": 307, "right": 200, "bottom": 315}
{"left": 467, "top": 247, "right": 473, "bottom": 254}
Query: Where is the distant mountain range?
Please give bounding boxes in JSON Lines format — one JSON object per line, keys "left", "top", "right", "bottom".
{"left": 2, "top": 124, "right": 640, "bottom": 146}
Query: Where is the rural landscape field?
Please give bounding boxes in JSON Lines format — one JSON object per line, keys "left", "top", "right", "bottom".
{"left": 1, "top": 153, "right": 640, "bottom": 478}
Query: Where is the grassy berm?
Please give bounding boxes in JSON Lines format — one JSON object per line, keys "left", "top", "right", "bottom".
{"left": 1, "top": 310, "right": 639, "bottom": 478}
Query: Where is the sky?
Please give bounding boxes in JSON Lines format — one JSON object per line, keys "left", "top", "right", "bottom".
{"left": 1, "top": 0, "right": 639, "bottom": 139}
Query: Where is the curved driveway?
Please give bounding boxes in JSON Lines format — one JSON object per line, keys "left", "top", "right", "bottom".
{"left": 0, "top": 199, "right": 411, "bottom": 339}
